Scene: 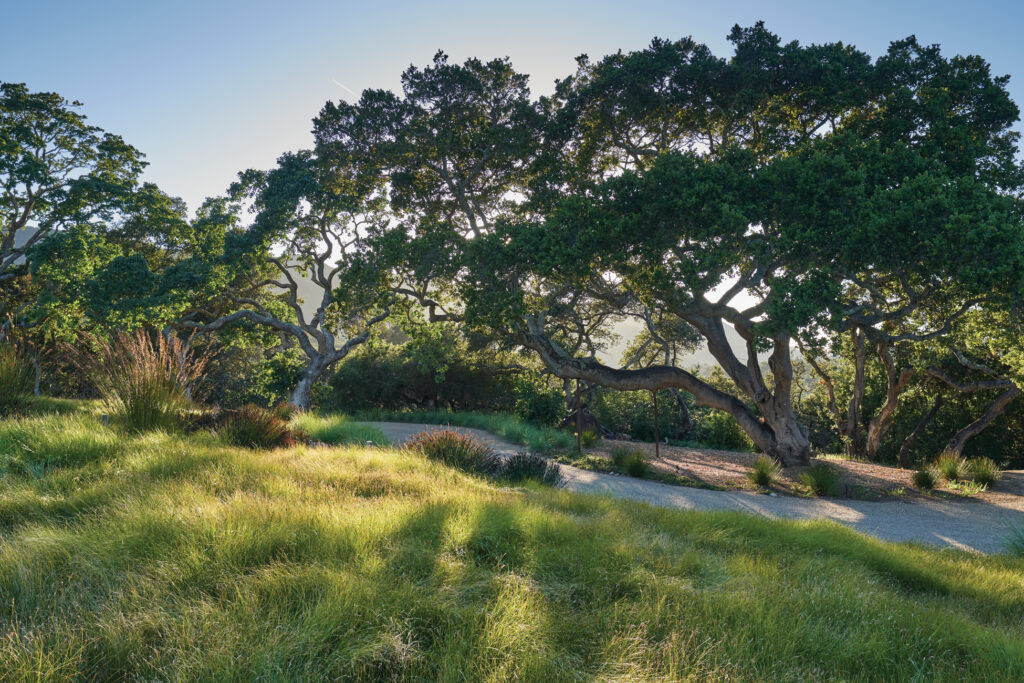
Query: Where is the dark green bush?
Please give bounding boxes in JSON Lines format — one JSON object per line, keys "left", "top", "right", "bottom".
{"left": 221, "top": 404, "right": 297, "bottom": 449}
{"left": 696, "top": 410, "right": 755, "bottom": 451}
{"left": 204, "top": 345, "right": 307, "bottom": 409}
{"left": 500, "top": 452, "right": 561, "bottom": 485}
{"left": 912, "top": 466, "right": 938, "bottom": 491}
{"left": 969, "top": 457, "right": 1001, "bottom": 487}
{"left": 747, "top": 455, "right": 780, "bottom": 487}
{"left": 799, "top": 463, "right": 840, "bottom": 496}
{"left": 593, "top": 389, "right": 692, "bottom": 442}
{"left": 610, "top": 445, "right": 649, "bottom": 477}
{"left": 326, "top": 333, "right": 563, "bottom": 425}
{"left": 406, "top": 429, "right": 500, "bottom": 475}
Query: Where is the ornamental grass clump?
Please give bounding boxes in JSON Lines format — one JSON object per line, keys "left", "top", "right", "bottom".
{"left": 75, "top": 331, "right": 209, "bottom": 432}
{"left": 936, "top": 452, "right": 969, "bottom": 481}
{"left": 747, "top": 455, "right": 781, "bottom": 487}
{"left": 221, "top": 404, "right": 299, "bottom": 449}
{"left": 969, "top": 457, "right": 1001, "bottom": 488}
{"left": 610, "top": 445, "right": 649, "bottom": 477}
{"left": 500, "top": 452, "right": 561, "bottom": 486}
{"left": 799, "top": 463, "right": 841, "bottom": 496}
{"left": 407, "top": 429, "right": 500, "bottom": 476}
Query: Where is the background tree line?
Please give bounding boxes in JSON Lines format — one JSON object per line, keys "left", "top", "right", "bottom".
{"left": 4, "top": 23, "right": 1024, "bottom": 467}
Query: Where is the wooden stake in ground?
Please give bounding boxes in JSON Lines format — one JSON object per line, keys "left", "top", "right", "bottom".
{"left": 576, "top": 397, "right": 583, "bottom": 455}
{"left": 652, "top": 390, "right": 660, "bottom": 459}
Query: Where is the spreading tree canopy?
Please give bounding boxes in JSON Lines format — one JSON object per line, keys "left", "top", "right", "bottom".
{"left": 322, "top": 24, "right": 1024, "bottom": 465}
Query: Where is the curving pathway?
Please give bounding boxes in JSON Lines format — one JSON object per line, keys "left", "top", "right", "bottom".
{"left": 362, "top": 422, "right": 1024, "bottom": 554}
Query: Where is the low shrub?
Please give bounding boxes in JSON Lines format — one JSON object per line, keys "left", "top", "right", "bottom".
{"left": 0, "top": 343, "right": 33, "bottom": 415}
{"left": 912, "top": 466, "right": 938, "bottom": 491}
{"left": 969, "top": 457, "right": 1001, "bottom": 488}
{"left": 407, "top": 429, "right": 500, "bottom": 475}
{"left": 696, "top": 410, "right": 755, "bottom": 451}
{"left": 221, "top": 404, "right": 298, "bottom": 449}
{"left": 610, "top": 445, "right": 649, "bottom": 477}
{"left": 593, "top": 388, "right": 693, "bottom": 442}
{"left": 747, "top": 455, "right": 781, "bottom": 487}
{"left": 500, "top": 452, "right": 561, "bottom": 486}
{"left": 936, "top": 452, "right": 968, "bottom": 481}
{"left": 799, "top": 463, "right": 840, "bottom": 496}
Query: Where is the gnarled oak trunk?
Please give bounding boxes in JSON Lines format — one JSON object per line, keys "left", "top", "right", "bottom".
{"left": 518, "top": 317, "right": 811, "bottom": 466}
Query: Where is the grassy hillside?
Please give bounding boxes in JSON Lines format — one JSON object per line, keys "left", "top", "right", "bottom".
{"left": 2, "top": 402, "right": 1024, "bottom": 680}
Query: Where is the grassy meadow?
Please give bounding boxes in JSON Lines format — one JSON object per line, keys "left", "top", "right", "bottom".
{"left": 2, "top": 401, "right": 1024, "bottom": 680}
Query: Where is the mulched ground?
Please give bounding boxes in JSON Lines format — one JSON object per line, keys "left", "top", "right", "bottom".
{"left": 588, "top": 439, "right": 1024, "bottom": 505}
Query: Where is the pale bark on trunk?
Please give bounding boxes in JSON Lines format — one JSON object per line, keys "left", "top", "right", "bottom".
{"left": 944, "top": 386, "right": 1022, "bottom": 457}
{"left": 845, "top": 330, "right": 867, "bottom": 457}
{"left": 289, "top": 353, "right": 338, "bottom": 409}
{"left": 865, "top": 341, "right": 914, "bottom": 460}
{"left": 519, "top": 316, "right": 810, "bottom": 465}
{"left": 799, "top": 330, "right": 867, "bottom": 458}
{"left": 670, "top": 389, "right": 693, "bottom": 434}
{"left": 897, "top": 394, "right": 944, "bottom": 468}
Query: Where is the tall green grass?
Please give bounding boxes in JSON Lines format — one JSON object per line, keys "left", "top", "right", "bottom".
{"left": 355, "top": 409, "right": 574, "bottom": 453}
{"left": 3, "top": 403, "right": 1024, "bottom": 679}
{"left": 0, "top": 342, "right": 34, "bottom": 415}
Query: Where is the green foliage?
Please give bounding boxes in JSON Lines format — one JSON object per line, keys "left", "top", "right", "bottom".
{"left": 206, "top": 344, "right": 307, "bottom": 409}
{"left": 220, "top": 405, "right": 297, "bottom": 449}
{"left": 610, "top": 445, "right": 649, "bottom": 477}
{"left": 327, "top": 326, "right": 564, "bottom": 425}
{"left": 1, "top": 82, "right": 148, "bottom": 285}
{"left": 696, "top": 410, "right": 756, "bottom": 452}
{"left": 799, "top": 464, "right": 841, "bottom": 496}
{"left": 500, "top": 452, "right": 561, "bottom": 486}
{"left": 748, "top": 455, "right": 781, "bottom": 487}
{"left": 405, "top": 429, "right": 500, "bottom": 475}
{"left": 936, "top": 452, "right": 969, "bottom": 481}
{"left": 970, "top": 457, "right": 1002, "bottom": 488}
{"left": 593, "top": 389, "right": 692, "bottom": 442}
{"left": 0, "top": 343, "right": 33, "bottom": 415}
{"left": 946, "top": 479, "right": 989, "bottom": 496}
{"left": 912, "top": 466, "right": 939, "bottom": 491}
{"left": 510, "top": 373, "right": 564, "bottom": 426}
{"left": 4, "top": 404, "right": 1024, "bottom": 679}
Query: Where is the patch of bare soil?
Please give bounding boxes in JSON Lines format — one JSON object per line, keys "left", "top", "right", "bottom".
{"left": 590, "top": 439, "right": 1024, "bottom": 506}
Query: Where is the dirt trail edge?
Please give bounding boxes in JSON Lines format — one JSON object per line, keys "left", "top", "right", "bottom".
{"left": 361, "top": 422, "right": 1024, "bottom": 554}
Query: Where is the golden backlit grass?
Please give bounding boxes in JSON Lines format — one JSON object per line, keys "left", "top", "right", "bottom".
{"left": 2, "top": 400, "right": 1024, "bottom": 680}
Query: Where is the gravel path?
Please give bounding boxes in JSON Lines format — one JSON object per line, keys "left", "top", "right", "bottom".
{"left": 363, "top": 422, "right": 1024, "bottom": 554}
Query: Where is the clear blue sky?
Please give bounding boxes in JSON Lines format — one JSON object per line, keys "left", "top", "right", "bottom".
{"left": 4, "top": 0, "right": 1022, "bottom": 212}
